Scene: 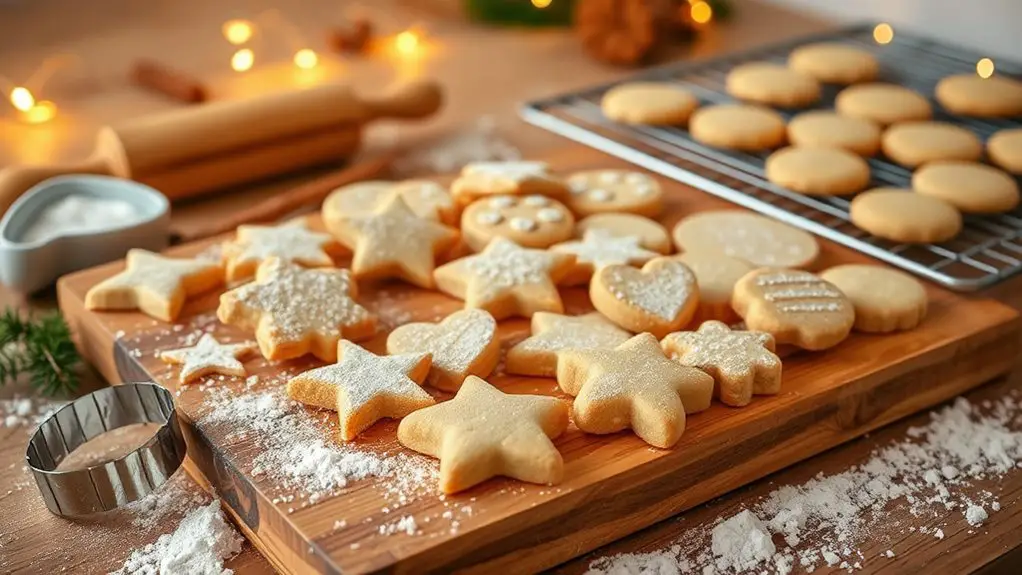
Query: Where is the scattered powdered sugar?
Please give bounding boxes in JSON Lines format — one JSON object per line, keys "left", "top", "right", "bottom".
{"left": 552, "top": 230, "right": 657, "bottom": 269}
{"left": 585, "top": 393, "right": 1022, "bottom": 574}
{"left": 110, "top": 500, "right": 242, "bottom": 575}
{"left": 125, "top": 472, "right": 208, "bottom": 532}
{"left": 389, "top": 309, "right": 497, "bottom": 376}
{"left": 604, "top": 260, "right": 694, "bottom": 320}
{"left": 227, "top": 219, "right": 332, "bottom": 265}
{"left": 0, "top": 396, "right": 64, "bottom": 429}
{"left": 464, "top": 238, "right": 561, "bottom": 298}
{"left": 390, "top": 116, "right": 521, "bottom": 174}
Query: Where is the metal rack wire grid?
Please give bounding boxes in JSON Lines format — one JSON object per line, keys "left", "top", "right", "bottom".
{"left": 520, "top": 25, "right": 1022, "bottom": 291}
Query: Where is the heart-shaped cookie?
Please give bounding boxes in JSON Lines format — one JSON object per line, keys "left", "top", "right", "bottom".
{"left": 386, "top": 308, "right": 500, "bottom": 391}
{"left": 590, "top": 257, "right": 699, "bottom": 338}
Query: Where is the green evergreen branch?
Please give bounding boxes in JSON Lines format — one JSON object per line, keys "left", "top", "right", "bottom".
{"left": 0, "top": 308, "right": 80, "bottom": 396}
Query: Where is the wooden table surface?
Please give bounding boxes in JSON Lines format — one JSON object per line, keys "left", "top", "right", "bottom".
{"left": 1, "top": 1, "right": 1020, "bottom": 573}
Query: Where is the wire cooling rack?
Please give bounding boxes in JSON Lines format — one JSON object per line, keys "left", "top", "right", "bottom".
{"left": 520, "top": 25, "right": 1022, "bottom": 291}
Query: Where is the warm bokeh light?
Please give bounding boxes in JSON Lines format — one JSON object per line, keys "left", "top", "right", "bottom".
{"left": 531, "top": 0, "right": 552, "bottom": 7}
{"left": 293, "top": 49, "right": 319, "bottom": 70}
{"left": 222, "top": 19, "right": 254, "bottom": 45}
{"left": 9, "top": 87, "right": 34, "bottom": 112}
{"left": 231, "top": 48, "right": 255, "bottom": 72}
{"left": 395, "top": 29, "right": 421, "bottom": 57}
{"left": 873, "top": 23, "right": 894, "bottom": 45}
{"left": 690, "top": 1, "right": 713, "bottom": 24}
{"left": 22, "top": 100, "right": 56, "bottom": 124}
{"left": 977, "top": 58, "right": 995, "bottom": 79}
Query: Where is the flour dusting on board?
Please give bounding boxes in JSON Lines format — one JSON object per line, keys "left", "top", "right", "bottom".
{"left": 585, "top": 393, "right": 1022, "bottom": 574}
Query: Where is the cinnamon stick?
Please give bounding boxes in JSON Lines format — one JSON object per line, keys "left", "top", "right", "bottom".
{"left": 131, "top": 59, "right": 208, "bottom": 104}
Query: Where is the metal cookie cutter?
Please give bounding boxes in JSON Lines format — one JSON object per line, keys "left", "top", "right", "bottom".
{"left": 26, "top": 383, "right": 186, "bottom": 517}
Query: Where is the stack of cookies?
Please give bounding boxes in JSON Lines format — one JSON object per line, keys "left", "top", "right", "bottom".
{"left": 600, "top": 41, "right": 1022, "bottom": 245}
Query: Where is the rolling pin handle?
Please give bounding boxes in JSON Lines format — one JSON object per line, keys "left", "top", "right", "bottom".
{"left": 0, "top": 155, "right": 113, "bottom": 217}
{"left": 361, "top": 80, "right": 444, "bottom": 121}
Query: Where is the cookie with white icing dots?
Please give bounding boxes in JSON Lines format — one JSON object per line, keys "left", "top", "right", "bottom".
{"left": 450, "top": 161, "right": 569, "bottom": 206}
{"left": 397, "top": 376, "right": 570, "bottom": 493}
{"left": 329, "top": 195, "right": 460, "bottom": 288}
{"left": 672, "top": 211, "right": 819, "bottom": 268}
{"left": 673, "top": 251, "right": 755, "bottom": 324}
{"left": 386, "top": 309, "right": 500, "bottom": 391}
{"left": 590, "top": 256, "right": 699, "bottom": 338}
{"left": 433, "top": 237, "right": 575, "bottom": 320}
{"left": 575, "top": 213, "right": 673, "bottom": 254}
{"left": 222, "top": 218, "right": 338, "bottom": 283}
{"left": 661, "top": 321, "right": 781, "bottom": 407}
{"left": 556, "top": 333, "right": 713, "bottom": 448}
{"left": 563, "top": 170, "right": 664, "bottom": 217}
{"left": 287, "top": 340, "right": 433, "bottom": 440}
{"left": 551, "top": 228, "right": 660, "bottom": 285}
{"left": 85, "top": 249, "right": 223, "bottom": 322}
{"left": 460, "top": 194, "right": 574, "bottom": 252}
{"left": 217, "top": 258, "right": 376, "bottom": 361}
{"left": 732, "top": 268, "right": 854, "bottom": 351}
{"left": 158, "top": 334, "right": 257, "bottom": 385}
{"left": 505, "top": 312, "right": 632, "bottom": 378}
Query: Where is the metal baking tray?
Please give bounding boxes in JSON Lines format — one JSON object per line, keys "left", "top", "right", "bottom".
{"left": 520, "top": 25, "right": 1022, "bottom": 291}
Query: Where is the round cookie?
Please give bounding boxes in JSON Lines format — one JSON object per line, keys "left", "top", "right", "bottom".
{"left": 820, "top": 264, "right": 928, "bottom": 333}
{"left": 835, "top": 83, "right": 932, "bottom": 126}
{"left": 451, "top": 161, "right": 569, "bottom": 206}
{"left": 575, "top": 213, "right": 672, "bottom": 254}
{"left": 849, "top": 188, "right": 962, "bottom": 243}
{"left": 935, "top": 74, "right": 1022, "bottom": 118}
{"left": 765, "top": 146, "right": 871, "bottom": 196}
{"left": 912, "top": 161, "right": 1020, "bottom": 214}
{"left": 787, "top": 42, "right": 879, "bottom": 85}
{"left": 322, "top": 179, "right": 457, "bottom": 227}
{"left": 564, "top": 170, "right": 663, "bottom": 217}
{"left": 672, "top": 211, "right": 819, "bottom": 268}
{"left": 726, "top": 62, "right": 821, "bottom": 108}
{"left": 601, "top": 82, "right": 699, "bottom": 125}
{"left": 673, "top": 251, "right": 755, "bottom": 324}
{"left": 787, "top": 111, "right": 882, "bottom": 156}
{"left": 988, "top": 128, "right": 1022, "bottom": 174}
{"left": 688, "top": 104, "right": 787, "bottom": 151}
{"left": 881, "top": 121, "right": 983, "bottom": 167}
{"left": 461, "top": 194, "right": 574, "bottom": 252}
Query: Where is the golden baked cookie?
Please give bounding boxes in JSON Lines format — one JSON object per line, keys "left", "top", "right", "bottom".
{"left": 672, "top": 211, "right": 819, "bottom": 268}
{"left": 322, "top": 179, "right": 457, "bottom": 227}
{"left": 726, "top": 62, "right": 821, "bottom": 108}
{"left": 935, "top": 74, "right": 1022, "bottom": 117}
{"left": 460, "top": 194, "right": 574, "bottom": 252}
{"left": 912, "top": 161, "right": 1020, "bottom": 214}
{"left": 689, "top": 104, "right": 787, "bottom": 151}
{"left": 819, "top": 264, "right": 928, "bottom": 333}
{"left": 987, "top": 128, "right": 1022, "bottom": 175}
{"left": 765, "top": 146, "right": 871, "bottom": 196}
{"left": 505, "top": 312, "right": 631, "bottom": 378}
{"left": 786, "top": 111, "right": 882, "bottom": 157}
{"left": 601, "top": 82, "right": 699, "bottom": 125}
{"left": 835, "top": 83, "right": 932, "bottom": 126}
{"left": 222, "top": 218, "right": 338, "bottom": 283}
{"left": 787, "top": 42, "right": 879, "bottom": 85}
{"left": 881, "top": 121, "right": 983, "bottom": 167}
{"left": 159, "top": 334, "right": 256, "bottom": 385}
{"left": 673, "top": 251, "right": 755, "bottom": 324}
{"left": 551, "top": 228, "right": 659, "bottom": 285}
{"left": 575, "top": 213, "right": 673, "bottom": 254}
{"left": 849, "top": 188, "right": 962, "bottom": 243}
{"left": 386, "top": 309, "right": 500, "bottom": 391}
{"left": 450, "top": 161, "right": 569, "bottom": 206}
{"left": 564, "top": 170, "right": 663, "bottom": 218}
{"left": 589, "top": 256, "right": 699, "bottom": 338}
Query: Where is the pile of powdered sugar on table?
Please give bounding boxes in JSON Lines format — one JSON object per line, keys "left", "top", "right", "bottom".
{"left": 585, "top": 392, "right": 1022, "bottom": 574}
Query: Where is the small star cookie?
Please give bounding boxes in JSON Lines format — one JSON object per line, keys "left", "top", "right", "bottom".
{"left": 159, "top": 334, "right": 257, "bottom": 385}
{"left": 505, "top": 312, "right": 631, "bottom": 378}
{"left": 590, "top": 256, "right": 700, "bottom": 338}
{"left": 551, "top": 229, "right": 659, "bottom": 285}
{"left": 222, "top": 218, "right": 338, "bottom": 282}
{"left": 661, "top": 321, "right": 781, "bottom": 407}
{"left": 397, "top": 376, "right": 570, "bottom": 493}
{"left": 386, "top": 309, "right": 500, "bottom": 391}
{"left": 433, "top": 237, "right": 574, "bottom": 320}
{"left": 329, "top": 195, "right": 459, "bottom": 288}
{"left": 450, "top": 161, "right": 569, "bottom": 206}
{"left": 85, "top": 249, "right": 223, "bottom": 322}
{"left": 287, "top": 341, "right": 433, "bottom": 440}
{"left": 217, "top": 258, "right": 376, "bottom": 361}
{"left": 556, "top": 333, "right": 713, "bottom": 448}
{"left": 322, "top": 179, "right": 457, "bottom": 228}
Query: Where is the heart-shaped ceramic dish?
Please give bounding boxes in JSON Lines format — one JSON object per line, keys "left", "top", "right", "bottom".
{"left": 0, "top": 175, "right": 170, "bottom": 293}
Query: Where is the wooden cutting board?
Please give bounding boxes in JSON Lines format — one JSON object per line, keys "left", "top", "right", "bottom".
{"left": 56, "top": 150, "right": 1021, "bottom": 574}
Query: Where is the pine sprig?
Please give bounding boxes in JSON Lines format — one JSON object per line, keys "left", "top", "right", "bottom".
{"left": 0, "top": 308, "right": 81, "bottom": 396}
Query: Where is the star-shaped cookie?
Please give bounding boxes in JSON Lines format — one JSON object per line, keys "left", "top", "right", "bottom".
{"left": 330, "top": 195, "right": 459, "bottom": 288}
{"left": 159, "top": 334, "right": 257, "bottom": 384}
{"left": 661, "top": 320, "right": 781, "bottom": 407}
{"left": 217, "top": 258, "right": 376, "bottom": 361}
{"left": 505, "top": 312, "right": 631, "bottom": 378}
{"left": 433, "top": 237, "right": 574, "bottom": 320}
{"left": 551, "top": 229, "right": 659, "bottom": 284}
{"left": 556, "top": 333, "right": 714, "bottom": 448}
{"left": 222, "top": 218, "right": 338, "bottom": 282}
{"left": 85, "top": 249, "right": 223, "bottom": 322}
{"left": 397, "top": 376, "right": 569, "bottom": 493}
{"left": 287, "top": 341, "right": 433, "bottom": 440}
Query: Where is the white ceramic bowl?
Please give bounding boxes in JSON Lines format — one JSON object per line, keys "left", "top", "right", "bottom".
{"left": 0, "top": 175, "right": 170, "bottom": 293}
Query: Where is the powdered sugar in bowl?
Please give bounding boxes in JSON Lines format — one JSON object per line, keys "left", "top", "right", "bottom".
{"left": 0, "top": 175, "right": 170, "bottom": 293}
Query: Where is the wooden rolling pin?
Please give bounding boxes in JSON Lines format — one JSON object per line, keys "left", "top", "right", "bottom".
{"left": 0, "top": 80, "right": 442, "bottom": 216}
